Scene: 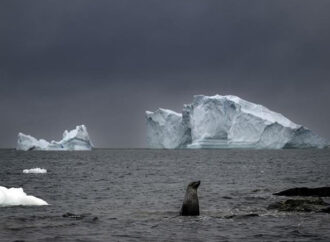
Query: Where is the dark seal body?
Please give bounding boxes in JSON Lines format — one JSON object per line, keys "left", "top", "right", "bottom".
{"left": 180, "top": 181, "right": 200, "bottom": 216}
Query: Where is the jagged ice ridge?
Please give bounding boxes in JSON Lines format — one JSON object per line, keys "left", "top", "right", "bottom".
{"left": 146, "top": 95, "right": 328, "bottom": 149}
{"left": 17, "top": 125, "right": 93, "bottom": 151}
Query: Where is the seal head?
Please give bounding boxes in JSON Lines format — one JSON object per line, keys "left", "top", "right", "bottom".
{"left": 180, "top": 181, "right": 200, "bottom": 216}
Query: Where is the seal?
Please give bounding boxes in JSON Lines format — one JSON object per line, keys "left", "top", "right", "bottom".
{"left": 180, "top": 181, "right": 200, "bottom": 216}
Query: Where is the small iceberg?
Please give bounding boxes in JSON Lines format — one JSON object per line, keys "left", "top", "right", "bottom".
{"left": 0, "top": 186, "right": 48, "bottom": 207}
{"left": 17, "top": 124, "right": 94, "bottom": 151}
{"left": 23, "top": 168, "right": 47, "bottom": 174}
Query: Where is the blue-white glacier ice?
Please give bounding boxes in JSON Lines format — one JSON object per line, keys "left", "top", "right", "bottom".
{"left": 146, "top": 109, "right": 191, "bottom": 149}
{"left": 146, "top": 95, "right": 328, "bottom": 149}
{"left": 17, "top": 125, "right": 93, "bottom": 151}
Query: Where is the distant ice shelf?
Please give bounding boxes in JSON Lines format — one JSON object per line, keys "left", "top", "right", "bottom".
{"left": 17, "top": 125, "right": 93, "bottom": 151}
{"left": 146, "top": 95, "right": 329, "bottom": 149}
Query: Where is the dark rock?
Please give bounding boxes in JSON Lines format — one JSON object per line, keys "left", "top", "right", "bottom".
{"left": 273, "top": 187, "right": 330, "bottom": 197}
{"left": 320, "top": 207, "right": 330, "bottom": 213}
{"left": 267, "top": 198, "right": 329, "bottom": 212}
{"left": 224, "top": 213, "right": 259, "bottom": 219}
{"left": 242, "top": 213, "right": 259, "bottom": 217}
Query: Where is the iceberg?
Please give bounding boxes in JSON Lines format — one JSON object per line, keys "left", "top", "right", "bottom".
{"left": 0, "top": 186, "right": 48, "bottom": 207}
{"left": 17, "top": 125, "right": 93, "bottom": 151}
{"left": 23, "top": 168, "right": 47, "bottom": 174}
{"left": 146, "top": 95, "right": 328, "bottom": 149}
{"left": 146, "top": 109, "right": 191, "bottom": 149}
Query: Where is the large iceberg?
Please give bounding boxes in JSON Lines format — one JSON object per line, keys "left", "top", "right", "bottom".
{"left": 17, "top": 125, "right": 93, "bottom": 151}
{"left": 146, "top": 95, "right": 328, "bottom": 149}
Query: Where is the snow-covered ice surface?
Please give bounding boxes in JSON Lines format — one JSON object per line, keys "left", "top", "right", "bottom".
{"left": 17, "top": 125, "right": 93, "bottom": 151}
{"left": 23, "top": 168, "right": 47, "bottom": 174}
{"left": 146, "top": 95, "right": 329, "bottom": 149}
{"left": 0, "top": 186, "right": 48, "bottom": 207}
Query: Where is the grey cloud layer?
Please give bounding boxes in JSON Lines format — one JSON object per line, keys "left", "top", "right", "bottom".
{"left": 1, "top": 0, "right": 330, "bottom": 147}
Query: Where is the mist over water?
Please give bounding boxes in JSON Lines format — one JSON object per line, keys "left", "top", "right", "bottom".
{"left": 0, "top": 149, "right": 329, "bottom": 241}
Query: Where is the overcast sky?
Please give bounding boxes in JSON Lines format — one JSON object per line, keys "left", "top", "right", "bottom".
{"left": 1, "top": 0, "right": 330, "bottom": 148}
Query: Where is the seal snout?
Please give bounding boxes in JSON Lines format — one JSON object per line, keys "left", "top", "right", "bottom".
{"left": 190, "top": 180, "right": 201, "bottom": 189}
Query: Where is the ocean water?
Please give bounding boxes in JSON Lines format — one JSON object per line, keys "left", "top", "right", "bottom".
{"left": 0, "top": 149, "right": 329, "bottom": 242}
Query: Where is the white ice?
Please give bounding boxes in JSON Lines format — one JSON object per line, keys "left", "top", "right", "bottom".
{"left": 23, "top": 168, "right": 47, "bottom": 174}
{"left": 146, "top": 94, "right": 328, "bottom": 149}
{"left": 146, "top": 109, "right": 190, "bottom": 149}
{"left": 0, "top": 186, "right": 48, "bottom": 207}
{"left": 17, "top": 125, "right": 93, "bottom": 151}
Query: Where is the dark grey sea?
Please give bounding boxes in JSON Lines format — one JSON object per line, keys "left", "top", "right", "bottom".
{"left": 0, "top": 149, "right": 329, "bottom": 241}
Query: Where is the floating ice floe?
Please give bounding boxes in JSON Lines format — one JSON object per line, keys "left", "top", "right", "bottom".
{"left": 146, "top": 94, "right": 329, "bottom": 149}
{"left": 17, "top": 125, "right": 93, "bottom": 151}
{"left": 23, "top": 168, "right": 47, "bottom": 174}
{"left": 0, "top": 186, "right": 48, "bottom": 207}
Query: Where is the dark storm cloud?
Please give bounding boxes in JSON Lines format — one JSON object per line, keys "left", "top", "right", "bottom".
{"left": 1, "top": 0, "right": 330, "bottom": 147}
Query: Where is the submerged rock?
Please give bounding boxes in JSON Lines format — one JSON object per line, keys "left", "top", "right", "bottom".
{"left": 224, "top": 213, "right": 259, "bottom": 219}
{"left": 268, "top": 198, "right": 330, "bottom": 213}
{"left": 62, "top": 212, "right": 98, "bottom": 221}
{"left": 62, "top": 212, "right": 85, "bottom": 219}
{"left": 274, "top": 187, "right": 330, "bottom": 197}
